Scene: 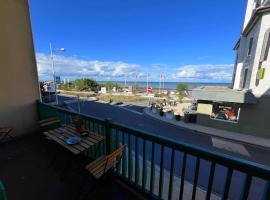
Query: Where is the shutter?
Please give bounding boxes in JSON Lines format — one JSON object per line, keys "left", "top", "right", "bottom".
{"left": 260, "top": 28, "right": 270, "bottom": 61}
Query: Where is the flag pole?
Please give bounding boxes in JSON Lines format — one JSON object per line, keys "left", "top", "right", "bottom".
{"left": 146, "top": 74, "right": 149, "bottom": 94}
{"left": 159, "top": 75, "right": 161, "bottom": 94}
{"left": 163, "top": 75, "right": 165, "bottom": 92}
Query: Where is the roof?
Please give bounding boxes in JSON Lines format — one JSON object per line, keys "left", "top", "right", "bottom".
{"left": 233, "top": 38, "right": 241, "bottom": 50}
{"left": 191, "top": 86, "right": 258, "bottom": 104}
{"left": 234, "top": 5, "right": 270, "bottom": 49}
{"left": 243, "top": 6, "right": 270, "bottom": 36}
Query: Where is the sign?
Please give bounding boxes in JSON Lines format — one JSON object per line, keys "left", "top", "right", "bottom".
{"left": 257, "top": 68, "right": 265, "bottom": 80}
{"left": 100, "top": 87, "right": 107, "bottom": 94}
{"left": 56, "top": 76, "right": 61, "bottom": 83}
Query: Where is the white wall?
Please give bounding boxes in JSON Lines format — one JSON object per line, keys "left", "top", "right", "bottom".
{"left": 233, "top": 62, "right": 244, "bottom": 89}
{"left": 243, "top": 19, "right": 262, "bottom": 89}
{"left": 251, "top": 13, "right": 270, "bottom": 96}
{"left": 233, "top": 10, "right": 270, "bottom": 97}
{"left": 0, "top": 0, "right": 40, "bottom": 137}
{"left": 243, "top": 0, "right": 256, "bottom": 29}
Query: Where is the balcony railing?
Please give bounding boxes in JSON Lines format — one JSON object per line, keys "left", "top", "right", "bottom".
{"left": 38, "top": 102, "right": 270, "bottom": 200}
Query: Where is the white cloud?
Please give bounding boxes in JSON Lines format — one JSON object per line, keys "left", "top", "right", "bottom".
{"left": 36, "top": 53, "right": 234, "bottom": 83}
{"left": 36, "top": 53, "right": 141, "bottom": 80}
{"left": 174, "top": 64, "right": 234, "bottom": 82}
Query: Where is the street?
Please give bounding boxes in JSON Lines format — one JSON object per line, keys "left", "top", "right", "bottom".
{"left": 56, "top": 95, "right": 269, "bottom": 199}
{"left": 57, "top": 95, "right": 270, "bottom": 166}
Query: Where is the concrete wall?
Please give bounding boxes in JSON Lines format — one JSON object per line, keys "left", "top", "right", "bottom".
{"left": 196, "top": 96, "right": 270, "bottom": 139}
{"left": 200, "top": 0, "right": 270, "bottom": 139}
{"left": 233, "top": 11, "right": 270, "bottom": 96}
{"left": 251, "top": 13, "right": 270, "bottom": 96}
{"left": 243, "top": 19, "right": 262, "bottom": 90}
{"left": 0, "top": 0, "right": 40, "bottom": 137}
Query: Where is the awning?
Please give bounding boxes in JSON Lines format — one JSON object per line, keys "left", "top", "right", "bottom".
{"left": 191, "top": 87, "right": 257, "bottom": 104}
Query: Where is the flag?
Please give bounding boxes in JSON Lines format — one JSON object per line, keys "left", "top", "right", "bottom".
{"left": 147, "top": 86, "right": 153, "bottom": 92}
{"left": 160, "top": 74, "right": 166, "bottom": 79}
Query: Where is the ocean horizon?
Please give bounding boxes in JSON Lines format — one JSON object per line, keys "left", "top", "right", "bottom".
{"left": 98, "top": 81, "right": 231, "bottom": 90}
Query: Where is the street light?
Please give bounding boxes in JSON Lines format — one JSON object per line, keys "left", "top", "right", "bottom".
{"left": 49, "top": 42, "right": 65, "bottom": 105}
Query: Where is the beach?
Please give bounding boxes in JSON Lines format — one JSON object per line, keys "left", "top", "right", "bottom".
{"left": 98, "top": 81, "right": 231, "bottom": 90}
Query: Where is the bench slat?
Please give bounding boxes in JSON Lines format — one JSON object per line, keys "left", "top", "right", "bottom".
{"left": 85, "top": 145, "right": 127, "bottom": 179}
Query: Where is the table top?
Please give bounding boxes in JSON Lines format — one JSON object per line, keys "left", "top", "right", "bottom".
{"left": 43, "top": 125, "right": 105, "bottom": 155}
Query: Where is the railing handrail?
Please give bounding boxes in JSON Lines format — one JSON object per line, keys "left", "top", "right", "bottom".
{"left": 38, "top": 101, "right": 106, "bottom": 125}
{"left": 38, "top": 101, "right": 270, "bottom": 180}
{"left": 110, "top": 121, "right": 270, "bottom": 180}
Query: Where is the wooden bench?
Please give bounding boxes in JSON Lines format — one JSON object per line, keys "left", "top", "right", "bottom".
{"left": 0, "top": 127, "right": 13, "bottom": 142}
{"left": 85, "top": 145, "right": 127, "bottom": 179}
{"left": 39, "top": 117, "right": 61, "bottom": 130}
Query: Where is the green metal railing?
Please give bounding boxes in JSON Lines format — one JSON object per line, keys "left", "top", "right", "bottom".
{"left": 38, "top": 102, "right": 270, "bottom": 200}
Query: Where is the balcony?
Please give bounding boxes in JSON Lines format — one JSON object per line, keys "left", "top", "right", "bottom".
{"left": 1, "top": 101, "right": 269, "bottom": 200}
{"left": 1, "top": 0, "right": 270, "bottom": 199}
{"left": 0, "top": 133, "right": 141, "bottom": 200}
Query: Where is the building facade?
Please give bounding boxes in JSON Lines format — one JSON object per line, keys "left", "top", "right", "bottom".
{"left": 192, "top": 0, "right": 270, "bottom": 139}
{"left": 233, "top": 0, "right": 270, "bottom": 96}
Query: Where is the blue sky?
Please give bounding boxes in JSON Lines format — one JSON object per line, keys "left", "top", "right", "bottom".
{"left": 29, "top": 0, "right": 247, "bottom": 82}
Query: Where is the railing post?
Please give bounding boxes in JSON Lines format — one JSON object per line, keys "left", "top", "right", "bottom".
{"left": 105, "top": 118, "right": 112, "bottom": 155}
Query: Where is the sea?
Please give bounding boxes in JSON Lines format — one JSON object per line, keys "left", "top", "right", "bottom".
{"left": 98, "top": 81, "right": 231, "bottom": 90}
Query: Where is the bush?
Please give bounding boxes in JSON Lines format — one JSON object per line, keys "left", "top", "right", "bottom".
{"left": 175, "top": 115, "right": 181, "bottom": 121}
{"left": 154, "top": 93, "right": 166, "bottom": 98}
{"left": 59, "top": 82, "right": 74, "bottom": 90}
{"left": 177, "top": 83, "right": 188, "bottom": 100}
{"left": 102, "top": 82, "right": 122, "bottom": 92}
{"left": 177, "top": 83, "right": 188, "bottom": 92}
{"left": 74, "top": 78, "right": 99, "bottom": 91}
{"left": 99, "top": 95, "right": 146, "bottom": 103}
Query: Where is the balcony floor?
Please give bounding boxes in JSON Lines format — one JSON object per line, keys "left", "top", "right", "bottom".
{"left": 0, "top": 134, "right": 143, "bottom": 200}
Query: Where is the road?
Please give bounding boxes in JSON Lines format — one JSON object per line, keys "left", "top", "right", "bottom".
{"left": 55, "top": 95, "right": 269, "bottom": 199}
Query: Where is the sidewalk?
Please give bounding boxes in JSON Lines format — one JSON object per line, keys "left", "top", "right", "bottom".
{"left": 144, "top": 108, "right": 270, "bottom": 149}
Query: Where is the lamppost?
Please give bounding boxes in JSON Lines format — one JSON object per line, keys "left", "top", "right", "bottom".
{"left": 49, "top": 42, "right": 65, "bottom": 105}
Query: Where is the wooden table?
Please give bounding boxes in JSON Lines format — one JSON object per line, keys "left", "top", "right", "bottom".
{"left": 43, "top": 125, "right": 105, "bottom": 155}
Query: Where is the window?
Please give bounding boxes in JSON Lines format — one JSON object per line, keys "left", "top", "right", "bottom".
{"left": 255, "top": 1, "right": 260, "bottom": 8}
{"left": 256, "top": 28, "right": 270, "bottom": 86}
{"left": 254, "top": 0, "right": 264, "bottom": 8}
{"left": 242, "top": 68, "right": 248, "bottom": 88}
{"left": 211, "top": 102, "right": 240, "bottom": 123}
{"left": 262, "top": 0, "right": 270, "bottom": 6}
{"left": 248, "top": 37, "right": 254, "bottom": 56}
{"left": 260, "top": 28, "right": 270, "bottom": 61}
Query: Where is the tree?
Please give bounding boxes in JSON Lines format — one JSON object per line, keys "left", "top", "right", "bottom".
{"left": 60, "top": 82, "right": 74, "bottom": 90}
{"left": 176, "top": 83, "right": 188, "bottom": 100}
{"left": 177, "top": 83, "right": 188, "bottom": 93}
{"left": 74, "top": 78, "right": 99, "bottom": 91}
{"left": 105, "top": 82, "right": 115, "bottom": 91}
{"left": 104, "top": 82, "right": 122, "bottom": 92}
